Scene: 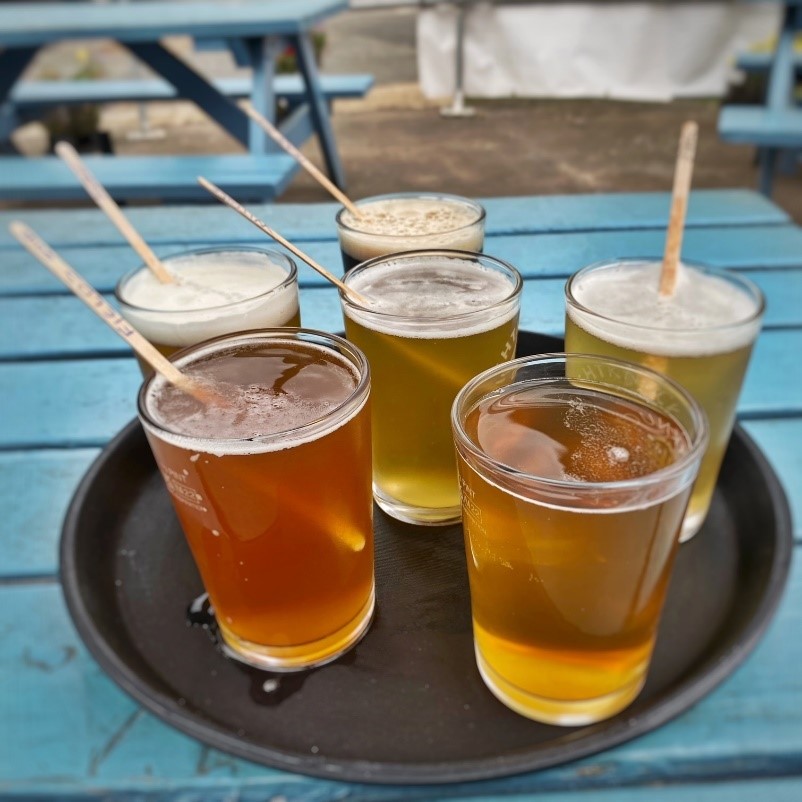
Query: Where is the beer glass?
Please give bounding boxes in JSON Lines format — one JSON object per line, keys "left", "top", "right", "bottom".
{"left": 138, "top": 329, "right": 374, "bottom": 671}
{"left": 336, "top": 192, "right": 486, "bottom": 270}
{"left": 117, "top": 246, "right": 301, "bottom": 374}
{"left": 341, "top": 250, "right": 522, "bottom": 525}
{"left": 565, "top": 259, "right": 764, "bottom": 541}
{"left": 452, "top": 354, "right": 707, "bottom": 725}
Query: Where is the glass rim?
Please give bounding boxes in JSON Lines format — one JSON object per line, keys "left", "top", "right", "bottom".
{"left": 339, "top": 248, "right": 523, "bottom": 322}
{"left": 451, "top": 352, "right": 709, "bottom": 495}
{"left": 335, "top": 191, "right": 486, "bottom": 238}
{"left": 115, "top": 246, "right": 298, "bottom": 316}
{"left": 137, "top": 328, "right": 370, "bottom": 448}
{"left": 564, "top": 257, "right": 765, "bottom": 336}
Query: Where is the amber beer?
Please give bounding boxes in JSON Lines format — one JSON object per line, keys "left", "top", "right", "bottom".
{"left": 336, "top": 193, "right": 486, "bottom": 270}
{"left": 452, "top": 354, "right": 707, "bottom": 724}
{"left": 565, "top": 259, "right": 764, "bottom": 541}
{"left": 117, "top": 247, "right": 301, "bottom": 373}
{"left": 138, "top": 330, "right": 374, "bottom": 670}
{"left": 341, "top": 251, "right": 522, "bottom": 525}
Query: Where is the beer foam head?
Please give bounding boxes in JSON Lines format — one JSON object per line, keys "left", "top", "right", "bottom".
{"left": 337, "top": 195, "right": 485, "bottom": 262}
{"left": 567, "top": 261, "right": 763, "bottom": 357}
{"left": 141, "top": 335, "right": 367, "bottom": 456}
{"left": 118, "top": 249, "right": 299, "bottom": 347}
{"left": 343, "top": 253, "right": 521, "bottom": 338}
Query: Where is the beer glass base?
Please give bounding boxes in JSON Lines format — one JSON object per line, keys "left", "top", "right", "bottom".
{"left": 475, "top": 646, "right": 646, "bottom": 726}
{"left": 679, "top": 509, "right": 705, "bottom": 543}
{"left": 373, "top": 485, "right": 461, "bottom": 527}
{"left": 217, "top": 584, "right": 375, "bottom": 673}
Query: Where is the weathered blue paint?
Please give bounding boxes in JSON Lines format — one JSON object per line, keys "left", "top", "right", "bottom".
{"left": 0, "top": 1, "right": 349, "bottom": 48}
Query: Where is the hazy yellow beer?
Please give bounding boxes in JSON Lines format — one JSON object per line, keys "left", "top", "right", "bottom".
{"left": 452, "top": 354, "right": 707, "bottom": 724}
{"left": 341, "top": 250, "right": 522, "bottom": 525}
{"left": 336, "top": 193, "right": 486, "bottom": 270}
{"left": 117, "top": 247, "right": 301, "bottom": 373}
{"left": 565, "top": 259, "right": 764, "bottom": 541}
{"left": 139, "top": 330, "right": 374, "bottom": 670}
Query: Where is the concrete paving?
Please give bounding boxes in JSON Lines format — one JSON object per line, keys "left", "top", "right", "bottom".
{"left": 7, "top": 6, "right": 801, "bottom": 221}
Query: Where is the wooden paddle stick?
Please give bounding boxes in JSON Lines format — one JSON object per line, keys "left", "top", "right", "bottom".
{"left": 9, "top": 222, "right": 216, "bottom": 403}
{"left": 660, "top": 121, "right": 698, "bottom": 297}
{"left": 196, "top": 177, "right": 370, "bottom": 305}
{"left": 55, "top": 141, "right": 173, "bottom": 284}
{"left": 242, "top": 104, "right": 363, "bottom": 218}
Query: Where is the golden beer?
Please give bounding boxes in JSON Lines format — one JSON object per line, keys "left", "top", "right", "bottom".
{"left": 117, "top": 247, "right": 301, "bottom": 373}
{"left": 139, "top": 330, "right": 374, "bottom": 670}
{"left": 336, "top": 193, "right": 486, "bottom": 270}
{"left": 565, "top": 259, "right": 764, "bottom": 541}
{"left": 341, "top": 251, "right": 521, "bottom": 525}
{"left": 452, "top": 354, "right": 707, "bottom": 725}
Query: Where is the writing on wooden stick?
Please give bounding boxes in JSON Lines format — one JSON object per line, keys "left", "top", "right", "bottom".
{"left": 660, "top": 121, "right": 699, "bottom": 297}
{"left": 8, "top": 221, "right": 221, "bottom": 406}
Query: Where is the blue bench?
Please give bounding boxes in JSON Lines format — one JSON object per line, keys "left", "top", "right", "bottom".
{"left": 0, "top": 153, "right": 300, "bottom": 202}
{"left": 735, "top": 50, "right": 802, "bottom": 75}
{"left": 718, "top": 2, "right": 802, "bottom": 195}
{"left": 7, "top": 74, "right": 374, "bottom": 118}
{"left": 0, "top": 74, "right": 373, "bottom": 201}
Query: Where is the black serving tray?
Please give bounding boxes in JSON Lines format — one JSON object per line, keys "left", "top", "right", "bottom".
{"left": 60, "top": 332, "right": 793, "bottom": 785}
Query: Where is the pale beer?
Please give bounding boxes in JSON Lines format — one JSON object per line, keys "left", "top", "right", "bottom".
{"left": 452, "top": 354, "right": 707, "bottom": 724}
{"left": 118, "top": 247, "right": 301, "bottom": 373}
{"left": 341, "top": 251, "right": 521, "bottom": 525}
{"left": 336, "top": 193, "right": 485, "bottom": 270}
{"left": 565, "top": 259, "right": 764, "bottom": 540}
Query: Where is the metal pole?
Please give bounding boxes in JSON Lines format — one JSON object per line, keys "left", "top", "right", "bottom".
{"left": 440, "top": 2, "right": 476, "bottom": 117}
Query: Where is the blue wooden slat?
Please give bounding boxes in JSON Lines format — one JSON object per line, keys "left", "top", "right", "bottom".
{"left": 1, "top": 558, "right": 800, "bottom": 796}
{"left": 0, "top": 1, "right": 349, "bottom": 48}
{"left": 3, "top": 226, "right": 802, "bottom": 297}
{"left": 0, "top": 330, "right": 798, "bottom": 451}
{"left": 0, "top": 448, "right": 100, "bottom": 578}
{"left": 10, "top": 74, "right": 374, "bottom": 110}
{"left": 2, "top": 269, "right": 800, "bottom": 360}
{"left": 0, "top": 154, "right": 299, "bottom": 202}
{"left": 719, "top": 106, "right": 802, "bottom": 148}
{"left": 0, "top": 191, "right": 788, "bottom": 249}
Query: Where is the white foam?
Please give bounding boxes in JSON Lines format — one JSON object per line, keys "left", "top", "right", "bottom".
{"left": 344, "top": 256, "right": 519, "bottom": 339}
{"left": 119, "top": 251, "right": 298, "bottom": 347}
{"left": 142, "top": 339, "right": 367, "bottom": 456}
{"left": 567, "top": 261, "right": 762, "bottom": 356}
{"left": 339, "top": 197, "right": 484, "bottom": 261}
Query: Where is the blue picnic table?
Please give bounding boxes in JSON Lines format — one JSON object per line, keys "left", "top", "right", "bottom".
{"left": 0, "top": 0, "right": 367, "bottom": 201}
{"left": 719, "top": 0, "right": 802, "bottom": 196}
{"left": 1, "top": 190, "right": 801, "bottom": 800}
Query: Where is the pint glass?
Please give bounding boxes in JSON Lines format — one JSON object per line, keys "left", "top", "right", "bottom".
{"left": 452, "top": 354, "right": 707, "bottom": 724}
{"left": 565, "top": 259, "right": 764, "bottom": 541}
{"left": 336, "top": 192, "right": 486, "bottom": 270}
{"left": 341, "top": 250, "right": 522, "bottom": 525}
{"left": 138, "top": 329, "right": 374, "bottom": 670}
{"left": 117, "top": 246, "right": 301, "bottom": 373}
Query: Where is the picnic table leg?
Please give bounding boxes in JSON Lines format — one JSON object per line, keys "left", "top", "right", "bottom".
{"left": 242, "top": 36, "right": 282, "bottom": 155}
{"left": 291, "top": 32, "right": 347, "bottom": 190}
{"left": 0, "top": 47, "right": 37, "bottom": 152}
{"left": 123, "top": 41, "right": 249, "bottom": 146}
{"left": 759, "top": 148, "right": 778, "bottom": 197}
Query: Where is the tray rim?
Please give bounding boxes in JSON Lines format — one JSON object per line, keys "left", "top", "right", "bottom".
{"left": 59, "top": 332, "right": 794, "bottom": 785}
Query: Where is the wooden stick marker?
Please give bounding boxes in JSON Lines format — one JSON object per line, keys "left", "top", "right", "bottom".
{"left": 9, "top": 222, "right": 218, "bottom": 404}
{"left": 196, "top": 176, "right": 370, "bottom": 306}
{"left": 55, "top": 141, "right": 174, "bottom": 284}
{"left": 242, "top": 104, "right": 363, "bottom": 218}
{"left": 660, "top": 121, "right": 699, "bottom": 297}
